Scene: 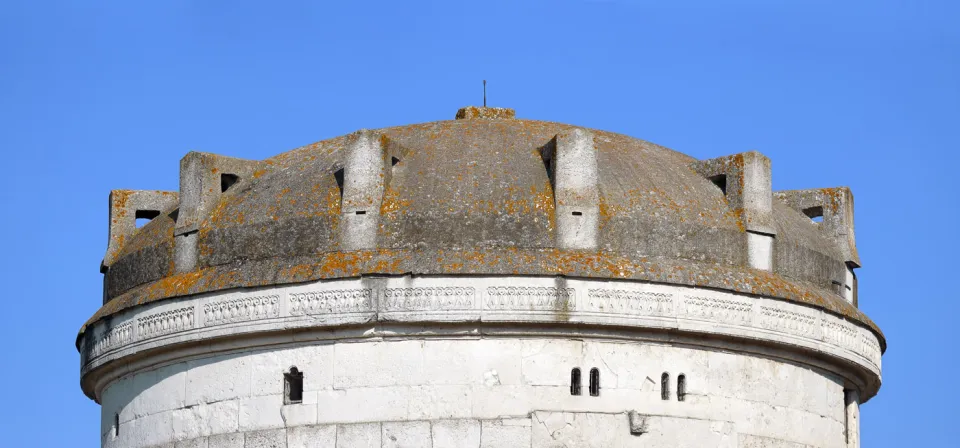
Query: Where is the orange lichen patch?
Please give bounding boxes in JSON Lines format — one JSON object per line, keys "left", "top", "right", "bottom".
{"left": 727, "top": 208, "right": 747, "bottom": 233}
{"left": 819, "top": 187, "right": 847, "bottom": 213}
{"left": 143, "top": 269, "right": 208, "bottom": 300}
{"left": 252, "top": 169, "right": 267, "bottom": 179}
{"left": 112, "top": 190, "right": 133, "bottom": 214}
{"left": 107, "top": 234, "right": 126, "bottom": 261}
{"left": 380, "top": 186, "right": 411, "bottom": 215}
{"left": 279, "top": 263, "right": 314, "bottom": 282}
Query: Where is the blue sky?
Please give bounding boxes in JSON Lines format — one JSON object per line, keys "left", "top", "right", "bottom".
{"left": 1, "top": 1, "right": 956, "bottom": 446}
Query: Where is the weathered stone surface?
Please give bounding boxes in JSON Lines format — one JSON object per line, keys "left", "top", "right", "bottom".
{"left": 86, "top": 114, "right": 878, "bottom": 343}
{"left": 382, "top": 421, "right": 431, "bottom": 448}
{"left": 337, "top": 423, "right": 381, "bottom": 448}
{"left": 286, "top": 425, "right": 336, "bottom": 448}
{"left": 208, "top": 433, "right": 244, "bottom": 448}
{"left": 80, "top": 108, "right": 883, "bottom": 448}
{"left": 432, "top": 420, "right": 481, "bottom": 448}
{"left": 480, "top": 418, "right": 531, "bottom": 448}
{"left": 244, "top": 429, "right": 286, "bottom": 448}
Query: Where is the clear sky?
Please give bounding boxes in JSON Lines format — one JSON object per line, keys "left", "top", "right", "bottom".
{"left": 1, "top": 1, "right": 956, "bottom": 446}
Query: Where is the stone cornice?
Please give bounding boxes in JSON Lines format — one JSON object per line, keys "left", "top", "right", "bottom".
{"left": 79, "top": 275, "right": 882, "bottom": 404}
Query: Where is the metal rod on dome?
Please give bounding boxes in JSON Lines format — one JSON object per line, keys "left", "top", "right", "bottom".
{"left": 483, "top": 80, "right": 487, "bottom": 107}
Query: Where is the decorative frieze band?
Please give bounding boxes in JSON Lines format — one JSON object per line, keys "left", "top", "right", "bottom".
{"left": 137, "top": 306, "right": 195, "bottom": 339}
{"left": 682, "top": 295, "right": 753, "bottom": 325}
{"left": 90, "top": 322, "right": 132, "bottom": 359}
{"left": 484, "top": 286, "right": 576, "bottom": 311}
{"left": 759, "top": 305, "right": 821, "bottom": 340}
{"left": 289, "top": 289, "right": 373, "bottom": 316}
{"left": 203, "top": 295, "right": 280, "bottom": 326}
{"left": 383, "top": 287, "right": 476, "bottom": 311}
{"left": 84, "top": 280, "right": 882, "bottom": 375}
{"left": 585, "top": 289, "right": 673, "bottom": 316}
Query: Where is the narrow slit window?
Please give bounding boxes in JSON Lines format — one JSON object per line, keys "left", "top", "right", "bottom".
{"left": 538, "top": 140, "right": 556, "bottom": 189}
{"left": 677, "top": 374, "right": 687, "bottom": 402}
{"left": 355, "top": 210, "right": 366, "bottom": 215}
{"left": 570, "top": 368, "right": 582, "bottom": 396}
{"left": 572, "top": 211, "right": 583, "bottom": 216}
{"left": 831, "top": 280, "right": 844, "bottom": 296}
{"left": 589, "top": 368, "right": 600, "bottom": 397}
{"left": 220, "top": 173, "right": 239, "bottom": 193}
{"left": 333, "top": 168, "right": 345, "bottom": 199}
{"left": 114, "top": 413, "right": 120, "bottom": 437}
{"left": 661, "top": 372, "right": 670, "bottom": 400}
{"left": 284, "top": 367, "right": 304, "bottom": 404}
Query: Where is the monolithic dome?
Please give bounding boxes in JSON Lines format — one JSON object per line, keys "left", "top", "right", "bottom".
{"left": 78, "top": 106, "right": 884, "bottom": 448}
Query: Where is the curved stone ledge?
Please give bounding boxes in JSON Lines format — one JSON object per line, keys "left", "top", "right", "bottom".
{"left": 80, "top": 276, "right": 881, "bottom": 397}
{"left": 81, "top": 275, "right": 882, "bottom": 401}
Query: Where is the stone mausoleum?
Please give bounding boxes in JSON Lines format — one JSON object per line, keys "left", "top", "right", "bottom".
{"left": 78, "top": 106, "right": 884, "bottom": 447}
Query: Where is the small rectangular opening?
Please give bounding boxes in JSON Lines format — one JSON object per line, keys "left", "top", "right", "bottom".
{"left": 284, "top": 367, "right": 303, "bottom": 404}
{"left": 355, "top": 210, "right": 366, "bottom": 215}
{"left": 572, "top": 211, "right": 583, "bottom": 216}
{"left": 220, "top": 173, "right": 239, "bottom": 193}
{"left": 803, "top": 206, "right": 824, "bottom": 223}
{"left": 707, "top": 174, "right": 727, "bottom": 195}
{"left": 831, "top": 280, "right": 844, "bottom": 296}
{"left": 135, "top": 210, "right": 161, "bottom": 228}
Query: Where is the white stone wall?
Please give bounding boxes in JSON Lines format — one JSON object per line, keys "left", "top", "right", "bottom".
{"left": 82, "top": 275, "right": 881, "bottom": 447}
{"left": 100, "top": 337, "right": 848, "bottom": 447}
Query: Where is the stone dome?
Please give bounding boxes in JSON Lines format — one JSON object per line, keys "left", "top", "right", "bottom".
{"left": 78, "top": 107, "right": 884, "bottom": 448}
{"left": 84, "top": 106, "right": 879, "bottom": 340}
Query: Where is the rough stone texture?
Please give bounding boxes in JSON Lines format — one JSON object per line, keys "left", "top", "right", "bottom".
{"left": 83, "top": 115, "right": 881, "bottom": 343}
{"left": 81, "top": 108, "right": 884, "bottom": 448}
{"left": 382, "top": 421, "right": 431, "bottom": 448}
{"left": 432, "top": 420, "right": 481, "bottom": 448}
{"left": 481, "top": 418, "right": 531, "bottom": 448}
{"left": 208, "top": 433, "right": 243, "bottom": 448}
{"left": 286, "top": 424, "right": 336, "bottom": 448}
{"left": 550, "top": 128, "right": 600, "bottom": 250}
{"left": 243, "top": 429, "right": 286, "bottom": 448}
{"left": 775, "top": 187, "right": 860, "bottom": 267}
{"left": 455, "top": 106, "right": 516, "bottom": 120}
{"left": 337, "top": 423, "right": 381, "bottom": 448}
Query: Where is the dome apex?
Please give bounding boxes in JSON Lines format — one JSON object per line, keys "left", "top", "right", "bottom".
{"left": 454, "top": 106, "right": 515, "bottom": 120}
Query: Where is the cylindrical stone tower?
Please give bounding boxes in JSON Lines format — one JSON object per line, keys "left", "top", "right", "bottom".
{"left": 78, "top": 106, "right": 883, "bottom": 448}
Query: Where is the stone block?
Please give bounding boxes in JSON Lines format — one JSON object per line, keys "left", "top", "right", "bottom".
{"left": 480, "top": 418, "right": 531, "bottom": 448}
{"left": 281, "top": 402, "right": 318, "bottom": 427}
{"left": 245, "top": 429, "right": 287, "bottom": 448}
{"left": 532, "top": 412, "right": 622, "bottom": 448}
{"left": 520, "top": 339, "right": 583, "bottom": 386}
{"left": 738, "top": 433, "right": 815, "bottom": 448}
{"left": 315, "top": 387, "right": 408, "bottom": 424}
{"left": 334, "top": 341, "right": 425, "bottom": 388}
{"left": 251, "top": 345, "right": 334, "bottom": 396}
{"left": 432, "top": 419, "right": 481, "bottom": 448}
{"left": 239, "top": 395, "right": 285, "bottom": 431}
{"left": 186, "top": 354, "right": 252, "bottom": 406}
{"left": 208, "top": 433, "right": 244, "bottom": 448}
{"left": 382, "top": 421, "right": 431, "bottom": 448}
{"left": 176, "top": 437, "right": 209, "bottom": 448}
{"left": 287, "top": 424, "right": 337, "bottom": 448}
{"left": 102, "top": 189, "right": 178, "bottom": 269}
{"left": 407, "top": 385, "right": 473, "bottom": 420}
{"left": 337, "top": 423, "right": 381, "bottom": 448}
